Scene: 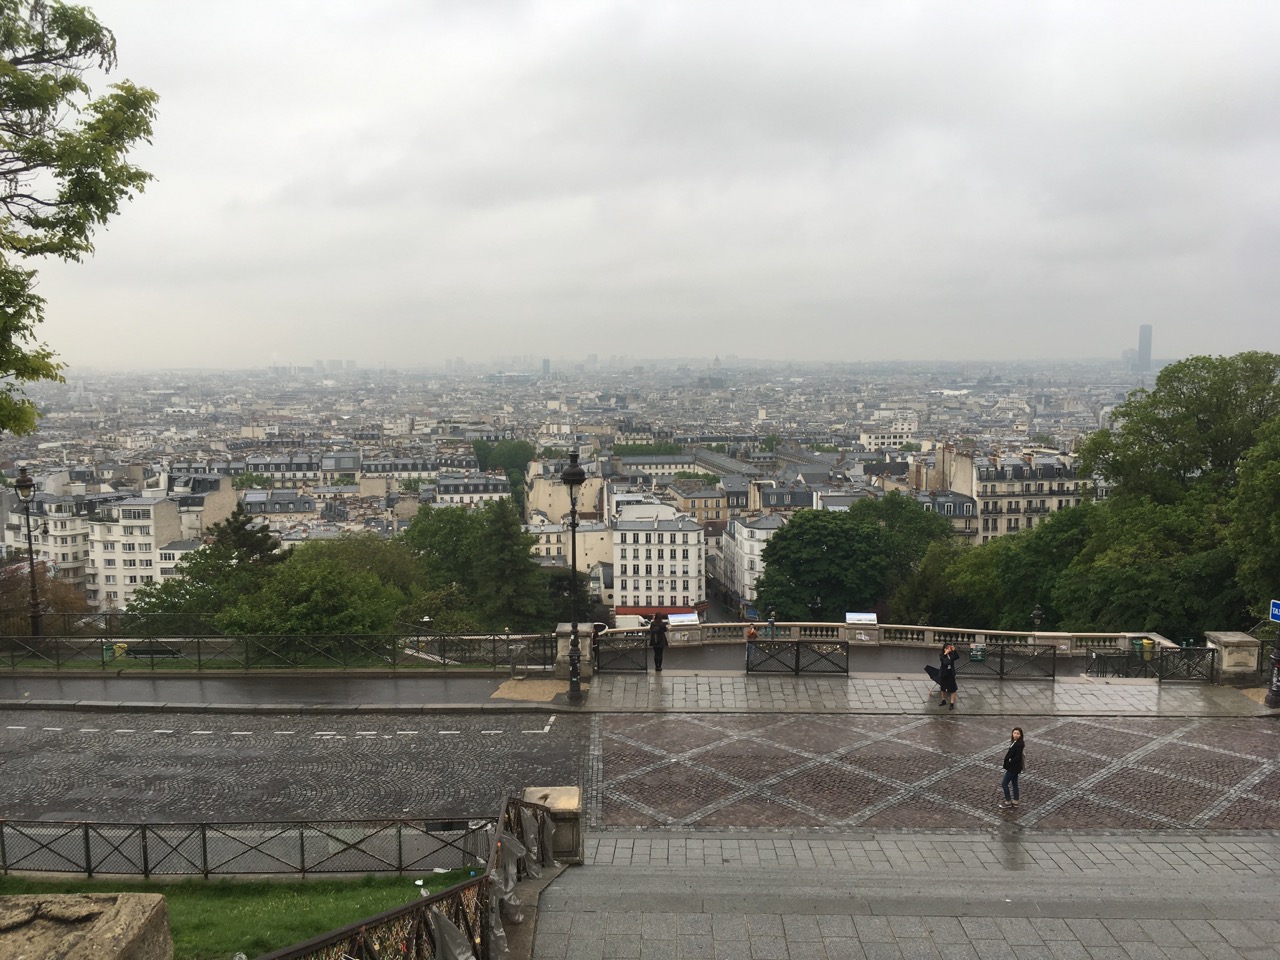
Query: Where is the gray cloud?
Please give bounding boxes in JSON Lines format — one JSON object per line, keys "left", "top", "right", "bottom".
{"left": 33, "top": 0, "right": 1280, "bottom": 369}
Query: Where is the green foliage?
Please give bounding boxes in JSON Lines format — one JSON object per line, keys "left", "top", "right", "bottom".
{"left": 217, "top": 556, "right": 404, "bottom": 636}
{"left": 232, "top": 473, "right": 273, "bottom": 490}
{"left": 613, "top": 442, "right": 684, "bottom": 456}
{"left": 127, "top": 545, "right": 261, "bottom": 628}
{"left": 899, "top": 442, "right": 922, "bottom": 452}
{"left": 0, "top": 1, "right": 158, "bottom": 435}
{"left": 207, "top": 505, "right": 284, "bottom": 564}
{"left": 755, "top": 494, "right": 953, "bottom": 619}
{"left": 1227, "top": 416, "right": 1280, "bottom": 613}
{"left": 761, "top": 434, "right": 781, "bottom": 452}
{"left": 402, "top": 500, "right": 554, "bottom": 630}
{"left": 399, "top": 476, "right": 423, "bottom": 493}
{"left": 1079, "top": 351, "right": 1280, "bottom": 505}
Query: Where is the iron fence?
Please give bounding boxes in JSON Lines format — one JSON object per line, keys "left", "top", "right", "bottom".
{"left": 1085, "top": 647, "right": 1218, "bottom": 682}
{"left": 746, "top": 639, "right": 849, "bottom": 675}
{"left": 0, "top": 817, "right": 492, "bottom": 878}
{"left": 594, "top": 635, "right": 649, "bottom": 672}
{"left": 956, "top": 642, "right": 1057, "bottom": 680}
{"left": 257, "top": 794, "right": 557, "bottom": 960}
{"left": 0, "top": 631, "right": 558, "bottom": 673}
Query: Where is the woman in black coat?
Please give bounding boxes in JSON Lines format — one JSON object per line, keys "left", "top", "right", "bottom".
{"left": 935, "top": 643, "right": 959, "bottom": 709}
{"left": 648, "top": 613, "right": 669, "bottom": 672}
{"left": 1000, "top": 727, "right": 1025, "bottom": 809}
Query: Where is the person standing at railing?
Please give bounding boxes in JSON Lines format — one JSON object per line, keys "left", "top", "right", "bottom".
{"left": 648, "top": 612, "right": 669, "bottom": 672}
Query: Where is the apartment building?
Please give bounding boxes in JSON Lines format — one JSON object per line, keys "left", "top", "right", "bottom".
{"left": 3, "top": 489, "right": 129, "bottom": 593}
{"left": 431, "top": 472, "right": 512, "bottom": 508}
{"left": 612, "top": 509, "right": 706, "bottom": 617}
{"left": 84, "top": 477, "right": 235, "bottom": 609}
{"left": 719, "top": 513, "right": 786, "bottom": 619}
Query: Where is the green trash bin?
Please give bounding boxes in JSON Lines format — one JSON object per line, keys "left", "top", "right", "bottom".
{"left": 1129, "top": 637, "right": 1144, "bottom": 656}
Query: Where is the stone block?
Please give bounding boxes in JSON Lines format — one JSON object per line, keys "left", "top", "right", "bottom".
{"left": 0, "top": 893, "right": 172, "bottom": 960}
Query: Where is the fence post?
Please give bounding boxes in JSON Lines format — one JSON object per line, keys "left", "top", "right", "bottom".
{"left": 141, "top": 823, "right": 150, "bottom": 879}
{"left": 300, "top": 825, "right": 307, "bottom": 877}
{"left": 793, "top": 641, "right": 800, "bottom": 676}
{"left": 397, "top": 821, "right": 404, "bottom": 874}
{"left": 201, "top": 823, "right": 209, "bottom": 879}
{"left": 1, "top": 820, "right": 7, "bottom": 874}
{"left": 83, "top": 823, "right": 93, "bottom": 878}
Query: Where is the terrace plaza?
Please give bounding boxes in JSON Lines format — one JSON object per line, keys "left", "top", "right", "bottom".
{"left": 2, "top": 623, "right": 1277, "bottom": 960}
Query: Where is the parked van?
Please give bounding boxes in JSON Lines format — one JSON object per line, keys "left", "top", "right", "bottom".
{"left": 614, "top": 615, "right": 651, "bottom": 631}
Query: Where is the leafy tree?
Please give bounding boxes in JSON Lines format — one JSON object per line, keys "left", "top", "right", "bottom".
{"left": 470, "top": 498, "right": 551, "bottom": 630}
{"left": 1227, "top": 416, "right": 1280, "bottom": 613}
{"left": 487, "top": 439, "right": 536, "bottom": 473}
{"left": 755, "top": 494, "right": 952, "bottom": 619}
{"left": 232, "top": 473, "right": 273, "bottom": 490}
{"left": 471, "top": 439, "right": 493, "bottom": 471}
{"left": 287, "top": 534, "right": 425, "bottom": 597}
{"left": 1, "top": 1, "right": 158, "bottom": 435}
{"left": 399, "top": 477, "right": 423, "bottom": 494}
{"left": 217, "top": 558, "right": 404, "bottom": 637}
{"left": 760, "top": 435, "right": 781, "bottom": 453}
{"left": 207, "top": 505, "right": 284, "bottom": 564}
{"left": 401, "top": 504, "right": 483, "bottom": 591}
{"left": 1051, "top": 491, "right": 1246, "bottom": 637}
{"left": 126, "top": 545, "right": 260, "bottom": 631}
{"left": 1079, "top": 351, "right": 1280, "bottom": 505}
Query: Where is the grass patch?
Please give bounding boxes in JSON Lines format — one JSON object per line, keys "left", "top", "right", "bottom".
{"left": 0, "top": 870, "right": 475, "bottom": 959}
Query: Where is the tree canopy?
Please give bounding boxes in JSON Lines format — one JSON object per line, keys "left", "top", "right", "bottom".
{"left": 755, "top": 493, "right": 953, "bottom": 620}
{"left": 1, "top": 1, "right": 158, "bottom": 435}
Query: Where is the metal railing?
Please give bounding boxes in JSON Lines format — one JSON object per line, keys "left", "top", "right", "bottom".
{"left": 0, "top": 817, "right": 492, "bottom": 878}
{"left": 746, "top": 639, "right": 849, "bottom": 675}
{"left": 257, "top": 794, "right": 556, "bottom": 960}
{"left": 1086, "top": 647, "right": 1218, "bottom": 682}
{"left": 0, "top": 631, "right": 558, "bottom": 672}
{"left": 594, "top": 634, "right": 649, "bottom": 672}
{"left": 955, "top": 642, "right": 1056, "bottom": 680}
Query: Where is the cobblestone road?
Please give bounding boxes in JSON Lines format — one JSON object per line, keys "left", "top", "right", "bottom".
{"left": 591, "top": 713, "right": 1280, "bottom": 831}
{"left": 4, "top": 709, "right": 1278, "bottom": 832}
{"left": 0, "top": 709, "right": 583, "bottom": 821}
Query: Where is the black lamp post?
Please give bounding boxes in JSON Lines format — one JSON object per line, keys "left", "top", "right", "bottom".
{"left": 560, "top": 450, "right": 586, "bottom": 703}
{"left": 13, "top": 467, "right": 43, "bottom": 637}
{"left": 1266, "top": 639, "right": 1280, "bottom": 709}
{"left": 1031, "top": 604, "right": 1044, "bottom": 638}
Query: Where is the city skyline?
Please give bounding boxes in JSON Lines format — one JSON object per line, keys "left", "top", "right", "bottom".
{"left": 31, "top": 1, "right": 1280, "bottom": 371}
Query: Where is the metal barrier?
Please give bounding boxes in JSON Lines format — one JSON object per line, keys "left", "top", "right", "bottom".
{"left": 0, "top": 632, "right": 559, "bottom": 673}
{"left": 746, "top": 640, "right": 849, "bottom": 675}
{"left": 0, "top": 817, "right": 492, "bottom": 878}
{"left": 257, "top": 794, "right": 556, "bottom": 960}
{"left": 594, "top": 634, "right": 649, "bottom": 672}
{"left": 1086, "top": 647, "right": 1218, "bottom": 682}
{"left": 956, "top": 642, "right": 1057, "bottom": 680}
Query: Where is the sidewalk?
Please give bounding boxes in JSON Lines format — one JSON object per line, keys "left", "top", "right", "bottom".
{"left": 531, "top": 831, "right": 1280, "bottom": 960}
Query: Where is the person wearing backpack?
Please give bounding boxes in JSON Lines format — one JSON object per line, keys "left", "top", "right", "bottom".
{"left": 999, "top": 727, "right": 1025, "bottom": 809}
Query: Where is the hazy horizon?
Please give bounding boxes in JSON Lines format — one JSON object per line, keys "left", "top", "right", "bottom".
{"left": 31, "top": 1, "right": 1280, "bottom": 371}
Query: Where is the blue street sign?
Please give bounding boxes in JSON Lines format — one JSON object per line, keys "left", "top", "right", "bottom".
{"left": 1271, "top": 599, "right": 1280, "bottom": 623}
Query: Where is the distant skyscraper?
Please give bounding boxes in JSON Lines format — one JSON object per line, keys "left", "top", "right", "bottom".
{"left": 542, "top": 358, "right": 551, "bottom": 376}
{"left": 1137, "top": 325, "right": 1152, "bottom": 373}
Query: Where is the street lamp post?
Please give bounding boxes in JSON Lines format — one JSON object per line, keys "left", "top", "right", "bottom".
{"left": 560, "top": 451, "right": 587, "bottom": 704}
{"left": 1031, "top": 604, "right": 1044, "bottom": 641}
{"left": 1266, "top": 640, "right": 1280, "bottom": 709}
{"left": 13, "top": 467, "right": 43, "bottom": 637}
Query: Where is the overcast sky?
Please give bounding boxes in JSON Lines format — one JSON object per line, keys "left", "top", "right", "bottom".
{"left": 34, "top": 1, "right": 1280, "bottom": 371}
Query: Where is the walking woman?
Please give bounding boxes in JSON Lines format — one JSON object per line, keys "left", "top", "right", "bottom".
{"left": 999, "top": 727, "right": 1025, "bottom": 809}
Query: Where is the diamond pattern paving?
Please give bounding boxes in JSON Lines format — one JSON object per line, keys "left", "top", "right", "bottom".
{"left": 595, "top": 714, "right": 1280, "bottom": 831}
